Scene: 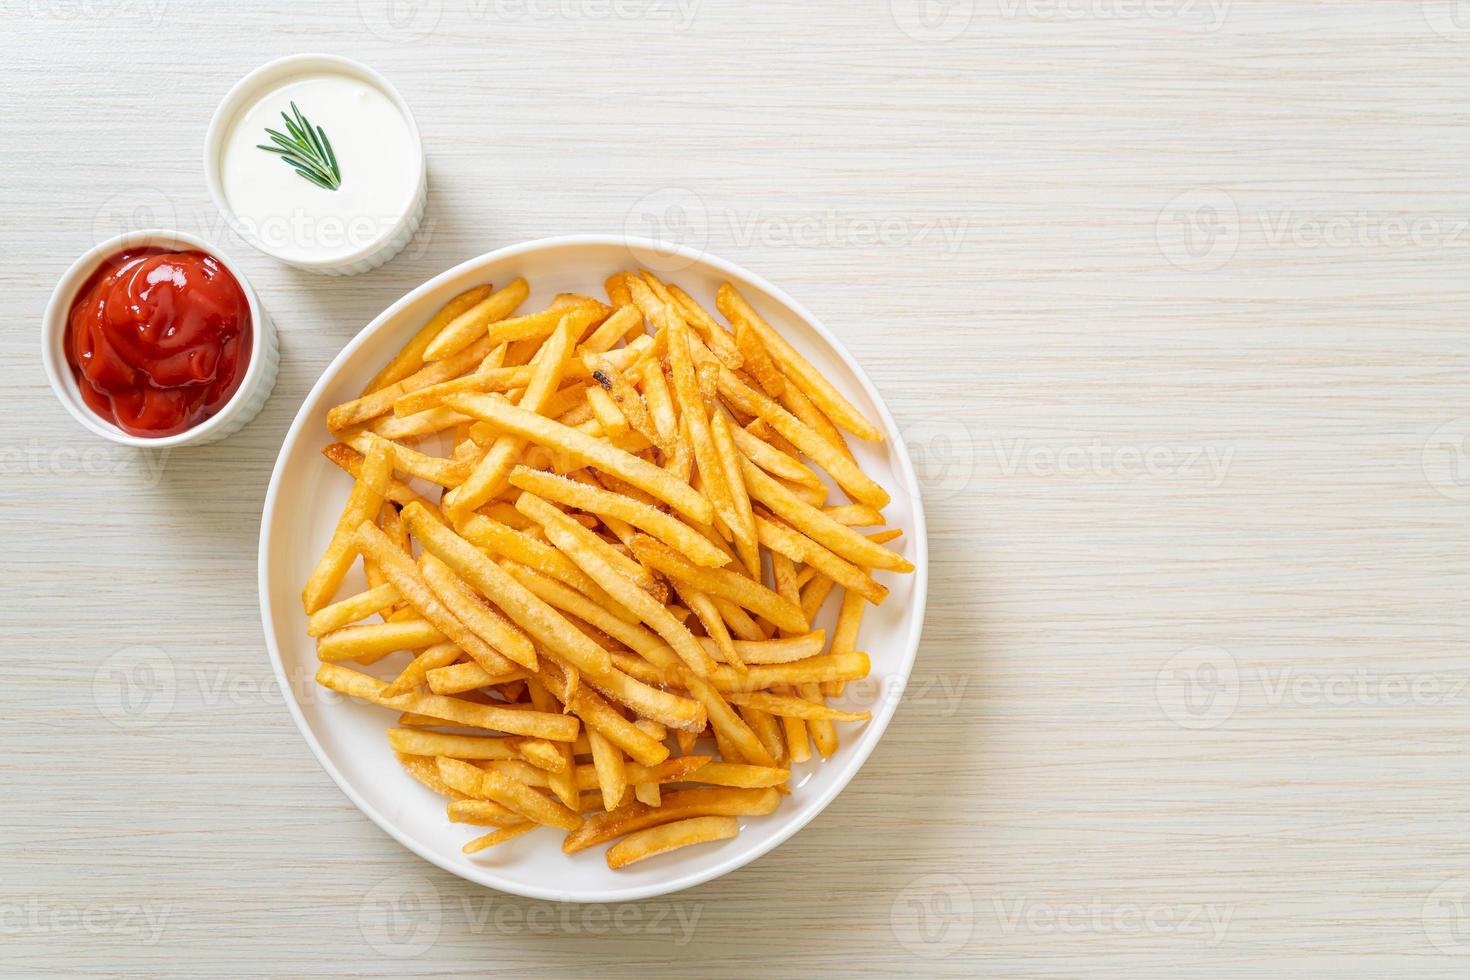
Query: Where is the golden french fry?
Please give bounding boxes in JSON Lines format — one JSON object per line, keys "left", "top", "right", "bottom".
{"left": 464, "top": 823, "right": 537, "bottom": 853}
{"left": 320, "top": 443, "right": 431, "bottom": 510}
{"left": 442, "top": 392, "right": 713, "bottom": 524}
{"left": 717, "top": 283, "right": 881, "bottom": 441}
{"left": 381, "top": 642, "right": 462, "bottom": 697}
{"left": 447, "top": 798, "right": 528, "bottom": 825}
{"left": 302, "top": 437, "right": 393, "bottom": 613}
{"left": 754, "top": 512, "right": 888, "bottom": 605}
{"left": 824, "top": 503, "right": 886, "bottom": 527}
{"left": 563, "top": 787, "right": 778, "bottom": 854}
{"left": 714, "top": 363, "right": 889, "bottom": 509}
{"left": 317, "top": 663, "right": 580, "bottom": 740}
{"left": 341, "top": 429, "right": 471, "bottom": 489}
{"left": 724, "top": 690, "right": 871, "bottom": 722}
{"left": 740, "top": 458, "right": 912, "bottom": 573}
{"left": 328, "top": 335, "right": 498, "bottom": 432}
{"left": 688, "top": 761, "right": 790, "bottom": 788}
{"left": 628, "top": 535, "right": 808, "bottom": 635}
{"left": 362, "top": 284, "right": 495, "bottom": 394}
{"left": 356, "top": 521, "right": 516, "bottom": 675}
{"left": 306, "top": 583, "right": 400, "bottom": 636}
{"left": 605, "top": 815, "right": 739, "bottom": 869}
{"left": 516, "top": 492, "right": 717, "bottom": 677}
{"left": 404, "top": 503, "right": 615, "bottom": 677}
{"left": 316, "top": 618, "right": 444, "bottom": 662}
{"left": 437, "top": 757, "right": 582, "bottom": 831}
{"left": 427, "top": 660, "right": 529, "bottom": 694}
{"left": 419, "top": 553, "right": 537, "bottom": 669}
{"left": 423, "top": 278, "right": 530, "bottom": 362}
{"left": 388, "top": 728, "right": 522, "bottom": 760}
{"left": 586, "top": 728, "right": 627, "bottom": 812}
{"left": 706, "top": 652, "right": 870, "bottom": 694}
{"left": 509, "top": 466, "right": 728, "bottom": 568}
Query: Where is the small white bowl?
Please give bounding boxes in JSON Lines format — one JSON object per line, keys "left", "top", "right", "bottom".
{"left": 204, "top": 54, "right": 428, "bottom": 277}
{"left": 42, "top": 229, "right": 279, "bottom": 449}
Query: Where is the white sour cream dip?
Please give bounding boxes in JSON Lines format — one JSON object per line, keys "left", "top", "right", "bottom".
{"left": 219, "top": 72, "right": 420, "bottom": 264}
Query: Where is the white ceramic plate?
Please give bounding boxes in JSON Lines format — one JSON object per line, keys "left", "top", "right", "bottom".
{"left": 259, "top": 236, "right": 928, "bottom": 902}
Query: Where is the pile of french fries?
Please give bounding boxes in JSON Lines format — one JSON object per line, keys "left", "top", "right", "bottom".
{"left": 303, "top": 269, "right": 912, "bottom": 868}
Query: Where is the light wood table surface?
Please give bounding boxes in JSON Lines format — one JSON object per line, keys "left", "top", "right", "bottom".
{"left": 5, "top": 2, "right": 1470, "bottom": 976}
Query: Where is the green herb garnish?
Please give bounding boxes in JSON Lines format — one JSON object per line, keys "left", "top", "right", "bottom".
{"left": 256, "top": 101, "right": 341, "bottom": 191}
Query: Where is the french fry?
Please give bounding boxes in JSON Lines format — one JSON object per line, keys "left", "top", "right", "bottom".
{"left": 628, "top": 535, "right": 807, "bottom": 635}
{"left": 714, "top": 364, "right": 889, "bottom": 509}
{"left": 437, "top": 757, "right": 582, "bottom": 831}
{"left": 688, "top": 761, "right": 790, "bottom": 788}
{"left": 443, "top": 393, "right": 713, "bottom": 524}
{"left": 356, "top": 521, "right": 516, "bottom": 675}
{"left": 508, "top": 466, "right": 728, "bottom": 568}
{"left": 422, "top": 278, "right": 530, "bottom": 362}
{"left": 728, "top": 422, "right": 824, "bottom": 490}
{"left": 317, "top": 618, "right": 444, "bottom": 662}
{"left": 427, "top": 661, "right": 529, "bottom": 694}
{"left": 362, "top": 284, "right": 495, "bottom": 394}
{"left": 321, "top": 443, "right": 431, "bottom": 510}
{"left": 387, "top": 728, "right": 522, "bottom": 760}
{"left": 516, "top": 492, "right": 717, "bottom": 677}
{"left": 740, "top": 458, "right": 913, "bottom": 573}
{"left": 586, "top": 728, "right": 627, "bottom": 812}
{"left": 306, "top": 583, "right": 400, "bottom": 636}
{"left": 716, "top": 283, "right": 881, "bottom": 441}
{"left": 419, "top": 553, "right": 538, "bottom": 670}
{"left": 754, "top": 512, "right": 888, "bottom": 605}
{"left": 563, "top": 787, "right": 779, "bottom": 854}
{"left": 706, "top": 652, "right": 870, "bottom": 694}
{"left": 725, "top": 690, "right": 872, "bottom": 722}
{"left": 464, "top": 823, "right": 537, "bottom": 853}
{"left": 381, "top": 642, "right": 463, "bottom": 698}
{"left": 328, "top": 336, "right": 498, "bottom": 432}
{"left": 446, "top": 309, "right": 590, "bottom": 518}
{"left": 824, "top": 503, "right": 886, "bottom": 527}
{"left": 733, "top": 318, "right": 785, "bottom": 396}
{"left": 605, "top": 815, "right": 739, "bottom": 869}
{"left": 317, "top": 664, "right": 580, "bottom": 740}
{"left": 404, "top": 503, "right": 614, "bottom": 677}
{"left": 302, "top": 437, "right": 393, "bottom": 613}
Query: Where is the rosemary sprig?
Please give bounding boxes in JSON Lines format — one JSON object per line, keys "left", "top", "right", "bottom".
{"left": 256, "top": 101, "right": 341, "bottom": 191}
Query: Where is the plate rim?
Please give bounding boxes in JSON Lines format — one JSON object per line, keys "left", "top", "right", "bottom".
{"left": 257, "top": 235, "right": 929, "bottom": 902}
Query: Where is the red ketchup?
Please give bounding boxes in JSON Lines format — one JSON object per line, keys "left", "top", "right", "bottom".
{"left": 64, "top": 248, "right": 253, "bottom": 437}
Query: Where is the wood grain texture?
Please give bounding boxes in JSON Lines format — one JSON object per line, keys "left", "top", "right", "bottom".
{"left": 4, "top": 1, "right": 1470, "bottom": 975}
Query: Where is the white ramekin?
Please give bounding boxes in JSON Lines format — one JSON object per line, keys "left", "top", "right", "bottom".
{"left": 42, "top": 229, "right": 279, "bottom": 448}
{"left": 204, "top": 54, "right": 428, "bottom": 277}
